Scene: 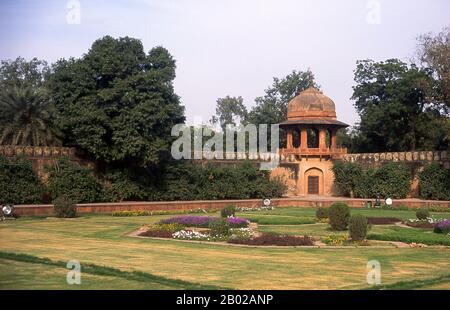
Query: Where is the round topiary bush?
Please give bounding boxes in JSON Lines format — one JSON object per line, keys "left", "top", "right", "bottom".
{"left": 328, "top": 202, "right": 350, "bottom": 231}
{"left": 316, "top": 207, "right": 329, "bottom": 220}
{"left": 349, "top": 214, "right": 368, "bottom": 241}
{"left": 416, "top": 208, "right": 430, "bottom": 220}
{"left": 53, "top": 195, "right": 77, "bottom": 218}
{"left": 221, "top": 205, "right": 236, "bottom": 218}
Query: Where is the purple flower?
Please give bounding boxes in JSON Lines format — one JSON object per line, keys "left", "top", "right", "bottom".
{"left": 227, "top": 217, "right": 249, "bottom": 228}
{"left": 160, "top": 215, "right": 249, "bottom": 228}
{"left": 161, "top": 216, "right": 215, "bottom": 227}
{"left": 434, "top": 219, "right": 450, "bottom": 234}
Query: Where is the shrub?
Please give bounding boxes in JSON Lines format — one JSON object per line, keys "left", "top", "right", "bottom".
{"left": 328, "top": 202, "right": 351, "bottom": 231}
{"left": 46, "top": 157, "right": 104, "bottom": 203}
{"left": 228, "top": 233, "right": 314, "bottom": 246}
{"left": 53, "top": 195, "right": 77, "bottom": 218}
{"left": 322, "top": 235, "right": 348, "bottom": 246}
{"left": 419, "top": 163, "right": 450, "bottom": 200}
{"left": 416, "top": 208, "right": 430, "bottom": 220}
{"left": 315, "top": 207, "right": 329, "bottom": 220}
{"left": 111, "top": 210, "right": 152, "bottom": 217}
{"left": 349, "top": 214, "right": 368, "bottom": 241}
{"left": 155, "top": 161, "right": 287, "bottom": 201}
{"left": 335, "top": 162, "right": 412, "bottom": 199}
{"left": 0, "top": 155, "right": 43, "bottom": 204}
{"left": 433, "top": 219, "right": 450, "bottom": 234}
{"left": 332, "top": 161, "right": 363, "bottom": 197}
{"left": 221, "top": 205, "right": 236, "bottom": 218}
{"left": 208, "top": 218, "right": 231, "bottom": 236}
{"left": 371, "top": 163, "right": 411, "bottom": 199}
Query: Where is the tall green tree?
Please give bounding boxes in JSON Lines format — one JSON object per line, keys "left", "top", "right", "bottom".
{"left": 415, "top": 27, "right": 450, "bottom": 108}
{"left": 351, "top": 59, "right": 448, "bottom": 152}
{"left": 247, "top": 69, "right": 317, "bottom": 125}
{"left": 0, "top": 57, "right": 60, "bottom": 146}
{"left": 210, "top": 96, "right": 247, "bottom": 130}
{"left": 48, "top": 36, "right": 185, "bottom": 167}
{"left": 0, "top": 86, "right": 61, "bottom": 146}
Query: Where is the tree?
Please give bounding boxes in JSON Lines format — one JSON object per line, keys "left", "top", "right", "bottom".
{"left": 210, "top": 96, "right": 247, "bottom": 130}
{"left": 0, "top": 86, "right": 61, "bottom": 146}
{"left": 247, "top": 69, "right": 317, "bottom": 125}
{"left": 415, "top": 27, "right": 450, "bottom": 108}
{"left": 0, "top": 57, "right": 49, "bottom": 89}
{"left": 351, "top": 59, "right": 448, "bottom": 152}
{"left": 47, "top": 36, "right": 185, "bottom": 167}
{"left": 0, "top": 57, "right": 60, "bottom": 146}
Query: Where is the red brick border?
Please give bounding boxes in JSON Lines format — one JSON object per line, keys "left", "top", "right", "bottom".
{"left": 12, "top": 197, "right": 450, "bottom": 216}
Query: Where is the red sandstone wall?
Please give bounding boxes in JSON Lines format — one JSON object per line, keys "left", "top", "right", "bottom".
{"left": 13, "top": 198, "right": 450, "bottom": 216}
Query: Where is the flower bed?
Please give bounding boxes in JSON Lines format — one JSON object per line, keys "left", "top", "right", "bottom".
{"left": 366, "top": 217, "right": 401, "bottom": 225}
{"left": 404, "top": 217, "right": 447, "bottom": 229}
{"left": 434, "top": 219, "right": 450, "bottom": 234}
{"left": 139, "top": 223, "right": 185, "bottom": 238}
{"left": 227, "top": 233, "right": 314, "bottom": 246}
{"left": 236, "top": 205, "right": 275, "bottom": 212}
{"left": 160, "top": 215, "right": 249, "bottom": 228}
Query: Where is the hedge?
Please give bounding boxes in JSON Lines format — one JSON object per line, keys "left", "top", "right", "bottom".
{"left": 46, "top": 157, "right": 104, "bottom": 203}
{"left": 419, "top": 163, "right": 450, "bottom": 200}
{"left": 333, "top": 161, "right": 411, "bottom": 199}
{"left": 0, "top": 155, "right": 43, "bottom": 204}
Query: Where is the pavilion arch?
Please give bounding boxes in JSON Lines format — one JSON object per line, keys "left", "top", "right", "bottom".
{"left": 304, "top": 167, "right": 324, "bottom": 195}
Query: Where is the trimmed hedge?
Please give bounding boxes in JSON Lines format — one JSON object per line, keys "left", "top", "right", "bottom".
{"left": 329, "top": 202, "right": 351, "bottom": 231}
{"left": 53, "top": 195, "right": 77, "bottom": 218}
{"left": 333, "top": 161, "right": 411, "bottom": 199}
{"left": 349, "top": 214, "right": 368, "bottom": 241}
{"left": 416, "top": 208, "right": 430, "bottom": 220}
{"left": 46, "top": 157, "right": 104, "bottom": 203}
{"left": 419, "top": 163, "right": 450, "bottom": 200}
{"left": 0, "top": 155, "right": 43, "bottom": 204}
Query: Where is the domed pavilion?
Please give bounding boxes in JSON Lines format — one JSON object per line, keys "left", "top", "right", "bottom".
{"left": 277, "top": 87, "right": 349, "bottom": 196}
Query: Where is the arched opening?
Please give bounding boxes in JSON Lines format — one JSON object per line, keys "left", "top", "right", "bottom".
{"left": 304, "top": 167, "right": 324, "bottom": 195}
{"left": 307, "top": 128, "right": 319, "bottom": 148}
{"left": 325, "top": 129, "right": 331, "bottom": 148}
{"left": 293, "top": 129, "right": 300, "bottom": 148}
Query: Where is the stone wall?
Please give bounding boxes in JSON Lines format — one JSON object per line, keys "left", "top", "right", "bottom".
{"left": 342, "top": 151, "right": 449, "bottom": 168}
{"left": 0, "top": 146, "right": 88, "bottom": 181}
{"left": 13, "top": 197, "right": 450, "bottom": 216}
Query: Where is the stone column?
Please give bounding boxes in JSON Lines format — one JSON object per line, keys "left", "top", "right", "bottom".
{"left": 287, "top": 129, "right": 293, "bottom": 149}
{"left": 300, "top": 128, "right": 308, "bottom": 149}
{"left": 330, "top": 129, "right": 337, "bottom": 149}
{"left": 319, "top": 128, "right": 326, "bottom": 150}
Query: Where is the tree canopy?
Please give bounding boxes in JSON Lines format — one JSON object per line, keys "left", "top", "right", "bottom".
{"left": 351, "top": 58, "right": 448, "bottom": 152}
{"left": 48, "top": 36, "right": 185, "bottom": 167}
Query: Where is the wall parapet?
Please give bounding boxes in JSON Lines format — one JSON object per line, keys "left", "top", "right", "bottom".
{"left": 0, "top": 145, "right": 76, "bottom": 158}
{"left": 343, "top": 151, "right": 448, "bottom": 165}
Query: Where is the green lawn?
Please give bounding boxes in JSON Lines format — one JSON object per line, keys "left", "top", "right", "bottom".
{"left": 0, "top": 208, "right": 449, "bottom": 290}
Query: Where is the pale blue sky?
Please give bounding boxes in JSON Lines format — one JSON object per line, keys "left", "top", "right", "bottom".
{"left": 0, "top": 0, "right": 449, "bottom": 126}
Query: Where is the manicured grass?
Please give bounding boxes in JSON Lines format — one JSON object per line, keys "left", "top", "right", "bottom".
{"left": 365, "top": 273, "right": 450, "bottom": 290}
{"left": 0, "top": 252, "right": 224, "bottom": 290}
{"left": 0, "top": 259, "right": 177, "bottom": 290}
{"left": 367, "top": 226, "right": 450, "bottom": 246}
{"left": 1, "top": 212, "right": 449, "bottom": 289}
{"left": 259, "top": 223, "right": 396, "bottom": 237}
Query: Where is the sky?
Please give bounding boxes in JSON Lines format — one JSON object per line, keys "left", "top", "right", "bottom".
{"left": 0, "top": 0, "right": 449, "bottom": 127}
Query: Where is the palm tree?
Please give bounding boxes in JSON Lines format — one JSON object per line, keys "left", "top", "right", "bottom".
{"left": 0, "top": 86, "right": 62, "bottom": 146}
